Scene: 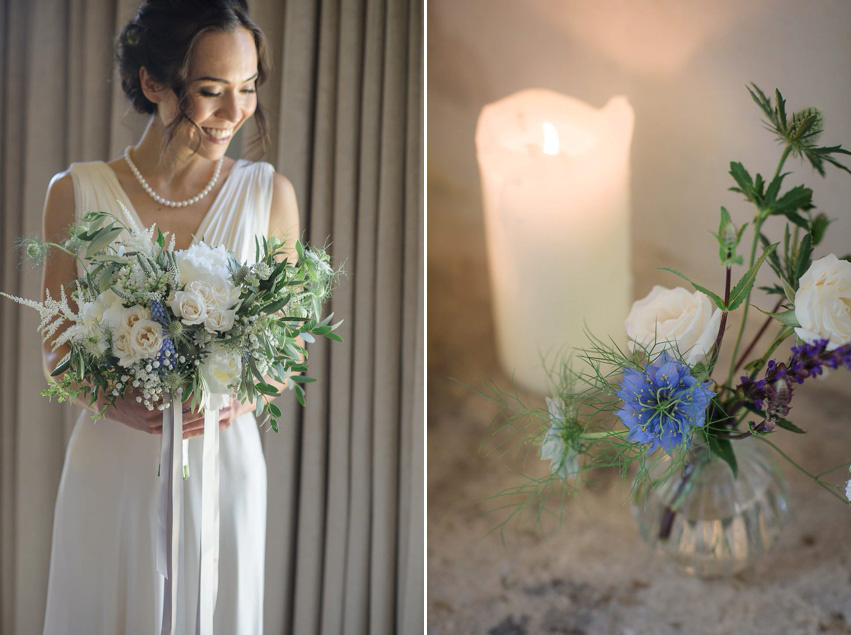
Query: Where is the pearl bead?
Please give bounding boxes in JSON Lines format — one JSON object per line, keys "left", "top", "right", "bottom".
{"left": 124, "top": 147, "right": 222, "bottom": 208}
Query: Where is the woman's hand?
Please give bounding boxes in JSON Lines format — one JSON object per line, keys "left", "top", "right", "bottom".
{"left": 96, "top": 391, "right": 255, "bottom": 440}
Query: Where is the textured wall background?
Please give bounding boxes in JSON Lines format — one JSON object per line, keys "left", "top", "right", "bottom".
{"left": 429, "top": 0, "right": 851, "bottom": 308}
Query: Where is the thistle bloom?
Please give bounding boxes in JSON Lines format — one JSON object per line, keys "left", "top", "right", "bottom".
{"left": 616, "top": 352, "right": 716, "bottom": 455}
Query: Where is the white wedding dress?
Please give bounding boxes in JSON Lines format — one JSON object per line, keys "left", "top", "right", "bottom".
{"left": 43, "top": 159, "right": 275, "bottom": 634}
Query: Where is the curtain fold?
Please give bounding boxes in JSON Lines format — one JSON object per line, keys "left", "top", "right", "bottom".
{"left": 0, "top": 0, "right": 423, "bottom": 633}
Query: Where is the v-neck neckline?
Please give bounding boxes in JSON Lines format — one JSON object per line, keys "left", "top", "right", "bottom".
{"left": 103, "top": 158, "right": 242, "bottom": 245}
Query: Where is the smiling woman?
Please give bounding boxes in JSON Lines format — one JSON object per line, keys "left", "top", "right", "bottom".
{"left": 0, "top": 0, "right": 423, "bottom": 632}
{"left": 38, "top": 1, "right": 293, "bottom": 633}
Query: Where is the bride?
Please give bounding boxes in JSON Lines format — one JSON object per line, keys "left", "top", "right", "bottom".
{"left": 40, "top": 1, "right": 297, "bottom": 632}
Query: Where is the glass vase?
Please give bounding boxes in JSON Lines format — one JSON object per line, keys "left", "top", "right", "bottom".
{"left": 632, "top": 438, "right": 790, "bottom": 577}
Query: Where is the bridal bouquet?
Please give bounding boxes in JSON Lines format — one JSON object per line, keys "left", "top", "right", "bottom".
{"left": 487, "top": 85, "right": 851, "bottom": 529}
{"left": 3, "top": 204, "right": 340, "bottom": 431}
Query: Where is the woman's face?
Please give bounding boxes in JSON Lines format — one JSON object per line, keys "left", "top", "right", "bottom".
{"left": 158, "top": 27, "right": 259, "bottom": 159}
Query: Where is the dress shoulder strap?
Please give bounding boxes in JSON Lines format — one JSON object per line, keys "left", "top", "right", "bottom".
{"left": 201, "top": 160, "right": 276, "bottom": 263}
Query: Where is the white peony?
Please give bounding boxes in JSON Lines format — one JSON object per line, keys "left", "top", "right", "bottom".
{"left": 200, "top": 343, "right": 242, "bottom": 395}
{"left": 625, "top": 285, "right": 722, "bottom": 366}
{"left": 128, "top": 319, "right": 163, "bottom": 359}
{"left": 169, "top": 288, "right": 208, "bottom": 325}
{"left": 794, "top": 254, "right": 851, "bottom": 351}
{"left": 175, "top": 243, "right": 232, "bottom": 287}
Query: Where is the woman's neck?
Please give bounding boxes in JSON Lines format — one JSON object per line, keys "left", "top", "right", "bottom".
{"left": 129, "top": 116, "right": 218, "bottom": 194}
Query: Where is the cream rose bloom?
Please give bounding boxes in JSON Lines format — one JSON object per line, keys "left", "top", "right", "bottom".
{"left": 625, "top": 285, "right": 722, "bottom": 365}
{"left": 128, "top": 319, "right": 164, "bottom": 359}
{"left": 169, "top": 288, "right": 208, "bottom": 325}
{"left": 794, "top": 254, "right": 851, "bottom": 350}
{"left": 204, "top": 307, "right": 236, "bottom": 334}
{"left": 112, "top": 328, "right": 139, "bottom": 367}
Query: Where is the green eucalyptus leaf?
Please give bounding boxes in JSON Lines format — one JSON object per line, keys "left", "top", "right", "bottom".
{"left": 85, "top": 226, "right": 123, "bottom": 257}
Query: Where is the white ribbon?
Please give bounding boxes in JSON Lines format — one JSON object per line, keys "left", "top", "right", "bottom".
{"left": 158, "top": 392, "right": 183, "bottom": 635}
{"left": 195, "top": 406, "right": 220, "bottom": 633}
{"left": 157, "top": 392, "right": 222, "bottom": 635}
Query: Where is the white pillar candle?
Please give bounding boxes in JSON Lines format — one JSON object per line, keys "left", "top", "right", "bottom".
{"left": 475, "top": 89, "right": 634, "bottom": 393}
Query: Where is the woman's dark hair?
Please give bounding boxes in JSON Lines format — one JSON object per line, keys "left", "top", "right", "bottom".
{"left": 116, "top": 0, "right": 270, "bottom": 158}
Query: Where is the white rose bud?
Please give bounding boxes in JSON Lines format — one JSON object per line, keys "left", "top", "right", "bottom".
{"left": 794, "top": 254, "right": 851, "bottom": 350}
{"left": 625, "top": 285, "right": 721, "bottom": 366}
{"left": 169, "top": 288, "right": 208, "bottom": 325}
{"left": 129, "top": 319, "right": 164, "bottom": 359}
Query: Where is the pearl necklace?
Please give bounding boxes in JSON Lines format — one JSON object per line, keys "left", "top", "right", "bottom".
{"left": 123, "top": 147, "right": 223, "bottom": 208}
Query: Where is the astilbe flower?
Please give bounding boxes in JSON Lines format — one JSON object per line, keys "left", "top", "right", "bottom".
{"left": 616, "top": 352, "right": 716, "bottom": 455}
{"left": 738, "top": 339, "right": 851, "bottom": 430}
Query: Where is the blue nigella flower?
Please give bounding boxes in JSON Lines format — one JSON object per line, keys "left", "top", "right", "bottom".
{"left": 616, "top": 352, "right": 716, "bottom": 455}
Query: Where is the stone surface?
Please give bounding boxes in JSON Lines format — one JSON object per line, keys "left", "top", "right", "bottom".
{"left": 427, "top": 183, "right": 851, "bottom": 635}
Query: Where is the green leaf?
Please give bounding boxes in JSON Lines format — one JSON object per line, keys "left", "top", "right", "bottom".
{"left": 775, "top": 418, "right": 806, "bottom": 434}
{"left": 85, "top": 226, "right": 123, "bottom": 257}
{"left": 707, "top": 432, "right": 738, "bottom": 479}
{"left": 294, "top": 383, "right": 306, "bottom": 406}
{"left": 658, "top": 267, "right": 726, "bottom": 310}
{"left": 782, "top": 277, "right": 797, "bottom": 303}
{"left": 756, "top": 307, "right": 799, "bottom": 328}
{"left": 50, "top": 353, "right": 72, "bottom": 377}
{"left": 289, "top": 375, "right": 316, "bottom": 384}
{"left": 726, "top": 243, "right": 779, "bottom": 312}
{"left": 324, "top": 332, "right": 344, "bottom": 343}
{"left": 729, "top": 162, "right": 759, "bottom": 204}
{"left": 810, "top": 213, "right": 830, "bottom": 246}
{"left": 156, "top": 227, "right": 165, "bottom": 249}
{"left": 795, "top": 233, "right": 813, "bottom": 282}
{"left": 255, "top": 382, "right": 279, "bottom": 396}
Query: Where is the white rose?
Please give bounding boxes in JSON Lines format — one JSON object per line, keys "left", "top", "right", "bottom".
{"left": 112, "top": 327, "right": 139, "bottom": 367}
{"left": 185, "top": 280, "right": 216, "bottom": 306}
{"left": 201, "top": 344, "right": 242, "bottom": 394}
{"left": 208, "top": 278, "right": 241, "bottom": 311}
{"left": 102, "top": 304, "right": 151, "bottom": 332}
{"left": 169, "top": 288, "right": 208, "bottom": 325}
{"left": 129, "top": 319, "right": 163, "bottom": 359}
{"left": 625, "top": 285, "right": 722, "bottom": 365}
{"left": 794, "top": 254, "right": 851, "bottom": 350}
{"left": 204, "top": 307, "right": 236, "bottom": 333}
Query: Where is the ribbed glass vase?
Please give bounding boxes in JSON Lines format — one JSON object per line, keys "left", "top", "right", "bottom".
{"left": 632, "top": 438, "right": 790, "bottom": 577}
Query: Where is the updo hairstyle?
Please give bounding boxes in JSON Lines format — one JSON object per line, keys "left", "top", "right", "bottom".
{"left": 116, "top": 0, "right": 270, "bottom": 157}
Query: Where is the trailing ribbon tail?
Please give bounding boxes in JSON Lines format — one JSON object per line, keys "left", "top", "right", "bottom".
{"left": 196, "top": 405, "right": 221, "bottom": 634}
{"left": 159, "top": 391, "right": 183, "bottom": 635}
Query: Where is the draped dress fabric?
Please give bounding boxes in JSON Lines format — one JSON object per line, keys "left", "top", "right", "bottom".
{"left": 43, "top": 159, "right": 275, "bottom": 635}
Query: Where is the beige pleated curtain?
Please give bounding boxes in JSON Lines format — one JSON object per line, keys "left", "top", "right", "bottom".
{"left": 0, "top": 0, "right": 423, "bottom": 633}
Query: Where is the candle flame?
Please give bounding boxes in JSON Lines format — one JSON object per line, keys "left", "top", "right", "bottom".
{"left": 541, "top": 121, "right": 560, "bottom": 155}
